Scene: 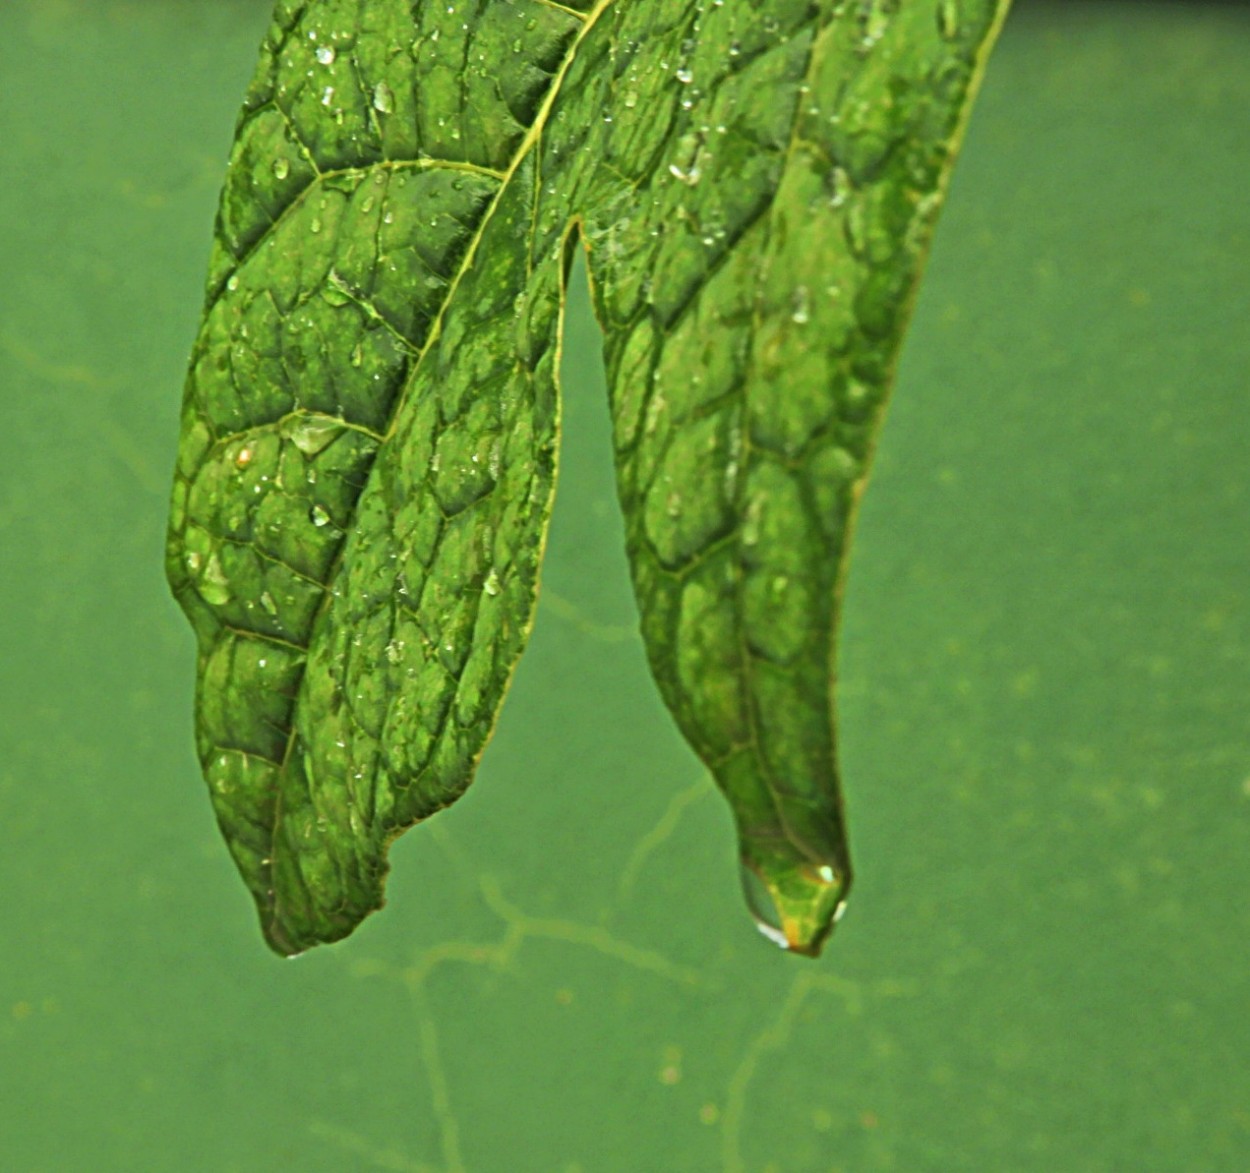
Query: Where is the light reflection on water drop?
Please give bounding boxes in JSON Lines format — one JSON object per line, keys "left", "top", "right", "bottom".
{"left": 739, "top": 861, "right": 790, "bottom": 951}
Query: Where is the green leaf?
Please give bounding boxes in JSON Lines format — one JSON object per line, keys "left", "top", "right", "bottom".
{"left": 166, "top": 0, "right": 1009, "bottom": 957}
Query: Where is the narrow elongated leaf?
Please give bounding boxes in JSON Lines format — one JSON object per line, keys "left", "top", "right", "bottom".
{"left": 166, "top": 0, "right": 1008, "bottom": 957}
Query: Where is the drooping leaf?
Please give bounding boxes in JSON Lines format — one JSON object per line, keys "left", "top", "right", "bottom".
{"left": 166, "top": 0, "right": 1009, "bottom": 957}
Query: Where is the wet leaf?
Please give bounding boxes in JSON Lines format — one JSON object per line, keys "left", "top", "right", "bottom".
{"left": 166, "top": 0, "right": 1010, "bottom": 957}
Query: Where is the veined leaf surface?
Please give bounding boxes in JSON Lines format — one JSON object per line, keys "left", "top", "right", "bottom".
{"left": 166, "top": 0, "right": 1009, "bottom": 957}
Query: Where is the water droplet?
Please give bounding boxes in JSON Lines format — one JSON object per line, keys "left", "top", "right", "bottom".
{"left": 668, "top": 162, "right": 701, "bottom": 186}
{"left": 645, "top": 391, "right": 667, "bottom": 436}
{"left": 483, "top": 569, "right": 501, "bottom": 597}
{"left": 741, "top": 500, "right": 762, "bottom": 547}
{"left": 310, "top": 505, "right": 331, "bottom": 527}
{"left": 938, "top": 0, "right": 960, "bottom": 40}
{"left": 320, "top": 86, "right": 335, "bottom": 107}
{"left": 372, "top": 81, "right": 395, "bottom": 114}
{"left": 315, "top": 45, "right": 336, "bottom": 65}
{"left": 197, "top": 554, "right": 232, "bottom": 606}
{"left": 273, "top": 157, "right": 290, "bottom": 180}
{"left": 791, "top": 285, "right": 811, "bottom": 325}
{"left": 322, "top": 269, "right": 353, "bottom": 307}
{"left": 226, "top": 274, "right": 240, "bottom": 292}
{"left": 675, "top": 67, "right": 693, "bottom": 84}
{"left": 234, "top": 445, "right": 253, "bottom": 468}
{"left": 828, "top": 166, "right": 849, "bottom": 208}
{"left": 284, "top": 413, "right": 342, "bottom": 456}
{"left": 739, "top": 863, "right": 789, "bottom": 951}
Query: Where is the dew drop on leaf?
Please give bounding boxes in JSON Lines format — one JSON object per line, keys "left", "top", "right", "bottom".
{"left": 372, "top": 82, "right": 395, "bottom": 114}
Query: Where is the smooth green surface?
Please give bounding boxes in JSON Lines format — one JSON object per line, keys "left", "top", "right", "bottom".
{"left": 1, "top": 1, "right": 1248, "bottom": 1170}
{"left": 165, "top": 0, "right": 1006, "bottom": 957}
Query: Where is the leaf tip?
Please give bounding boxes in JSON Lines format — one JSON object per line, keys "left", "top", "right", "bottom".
{"left": 739, "top": 852, "right": 851, "bottom": 960}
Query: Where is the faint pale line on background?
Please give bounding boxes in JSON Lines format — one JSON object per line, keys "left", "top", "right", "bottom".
{"left": 538, "top": 586, "right": 640, "bottom": 643}
{"left": 0, "top": 330, "right": 116, "bottom": 389}
{"left": 414, "top": 984, "right": 467, "bottom": 1173}
{"left": 427, "top": 820, "right": 484, "bottom": 889}
{"left": 96, "top": 416, "right": 166, "bottom": 496}
{"left": 1, "top": 332, "right": 164, "bottom": 495}
{"left": 307, "top": 1118, "right": 441, "bottom": 1173}
{"left": 425, "top": 823, "right": 702, "bottom": 985}
{"left": 616, "top": 773, "right": 715, "bottom": 903}
{"left": 720, "top": 971, "right": 865, "bottom": 1173}
{"left": 478, "top": 875, "right": 702, "bottom": 986}
{"left": 345, "top": 866, "right": 704, "bottom": 1172}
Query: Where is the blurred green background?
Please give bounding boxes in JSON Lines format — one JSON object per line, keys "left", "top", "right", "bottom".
{"left": 1, "top": 1, "right": 1247, "bottom": 1169}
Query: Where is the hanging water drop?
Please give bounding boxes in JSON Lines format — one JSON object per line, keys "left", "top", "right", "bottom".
{"left": 739, "top": 863, "right": 790, "bottom": 951}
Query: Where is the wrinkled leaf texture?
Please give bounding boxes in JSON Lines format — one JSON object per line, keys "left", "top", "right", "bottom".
{"left": 166, "top": 0, "right": 1008, "bottom": 957}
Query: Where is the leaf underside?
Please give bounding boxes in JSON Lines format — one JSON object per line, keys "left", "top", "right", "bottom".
{"left": 166, "top": 0, "right": 1008, "bottom": 957}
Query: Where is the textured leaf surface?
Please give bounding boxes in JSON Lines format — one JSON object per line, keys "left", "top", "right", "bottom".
{"left": 166, "top": 0, "right": 1008, "bottom": 956}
